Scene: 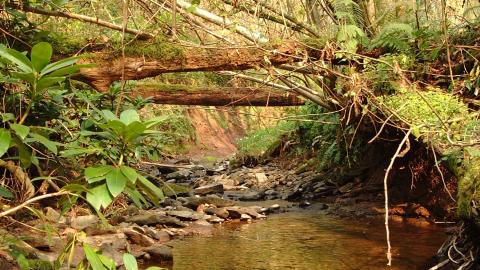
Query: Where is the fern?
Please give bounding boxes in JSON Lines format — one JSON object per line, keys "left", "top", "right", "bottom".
{"left": 371, "top": 23, "right": 414, "bottom": 53}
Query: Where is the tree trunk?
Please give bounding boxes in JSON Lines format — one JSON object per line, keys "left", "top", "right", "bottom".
{"left": 131, "top": 85, "right": 305, "bottom": 106}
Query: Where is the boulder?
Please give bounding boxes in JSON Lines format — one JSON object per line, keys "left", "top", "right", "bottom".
{"left": 225, "top": 190, "right": 263, "bottom": 201}
{"left": 240, "top": 214, "right": 252, "bottom": 221}
{"left": 204, "top": 207, "right": 229, "bottom": 219}
{"left": 194, "top": 183, "right": 224, "bottom": 195}
{"left": 166, "top": 170, "right": 191, "bottom": 181}
{"left": 255, "top": 173, "right": 268, "bottom": 185}
{"left": 123, "top": 228, "right": 155, "bottom": 247}
{"left": 69, "top": 215, "right": 99, "bottom": 230}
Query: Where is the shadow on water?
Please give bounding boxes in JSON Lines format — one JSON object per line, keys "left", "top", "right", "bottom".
{"left": 159, "top": 209, "right": 447, "bottom": 270}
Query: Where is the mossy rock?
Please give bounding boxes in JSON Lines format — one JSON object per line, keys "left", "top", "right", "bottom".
{"left": 162, "top": 183, "right": 191, "bottom": 197}
{"left": 457, "top": 156, "right": 480, "bottom": 222}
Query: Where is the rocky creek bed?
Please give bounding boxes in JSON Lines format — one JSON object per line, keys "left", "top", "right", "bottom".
{"left": 0, "top": 159, "right": 451, "bottom": 269}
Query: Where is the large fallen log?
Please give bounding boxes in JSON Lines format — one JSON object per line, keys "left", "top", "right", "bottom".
{"left": 78, "top": 43, "right": 300, "bottom": 91}
{"left": 131, "top": 85, "right": 304, "bottom": 106}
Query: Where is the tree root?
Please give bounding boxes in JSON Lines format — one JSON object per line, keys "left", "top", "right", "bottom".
{"left": 0, "top": 159, "right": 35, "bottom": 201}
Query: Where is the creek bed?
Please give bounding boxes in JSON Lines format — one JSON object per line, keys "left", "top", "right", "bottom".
{"left": 163, "top": 208, "right": 447, "bottom": 270}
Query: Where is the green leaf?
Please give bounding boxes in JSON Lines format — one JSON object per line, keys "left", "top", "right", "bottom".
{"left": 12, "top": 71, "right": 35, "bottom": 85}
{"left": 36, "top": 76, "right": 65, "bottom": 93}
{"left": 106, "top": 168, "right": 127, "bottom": 197}
{"left": 85, "top": 165, "right": 113, "bottom": 183}
{"left": 10, "top": 124, "right": 30, "bottom": 140}
{"left": 101, "top": 110, "right": 117, "bottom": 121}
{"left": 40, "top": 56, "right": 80, "bottom": 75}
{"left": 0, "top": 46, "right": 32, "bottom": 73}
{"left": 125, "top": 187, "right": 147, "bottom": 208}
{"left": 123, "top": 121, "right": 146, "bottom": 141}
{"left": 62, "top": 183, "right": 89, "bottom": 193}
{"left": 137, "top": 175, "right": 164, "bottom": 206}
{"left": 31, "top": 42, "right": 53, "bottom": 72}
{"left": 120, "top": 109, "right": 140, "bottom": 125}
{"left": 105, "top": 120, "right": 126, "bottom": 135}
{"left": 98, "top": 254, "right": 116, "bottom": 270}
{"left": 120, "top": 166, "right": 138, "bottom": 183}
{"left": 17, "top": 254, "right": 29, "bottom": 270}
{"left": 146, "top": 267, "right": 168, "bottom": 270}
{"left": 83, "top": 244, "right": 107, "bottom": 270}
{"left": 86, "top": 183, "right": 113, "bottom": 211}
{"left": 0, "top": 128, "right": 11, "bottom": 157}
{"left": 0, "top": 186, "right": 14, "bottom": 199}
{"left": 28, "top": 133, "right": 58, "bottom": 154}
{"left": 1, "top": 113, "right": 15, "bottom": 122}
{"left": 123, "top": 253, "right": 138, "bottom": 270}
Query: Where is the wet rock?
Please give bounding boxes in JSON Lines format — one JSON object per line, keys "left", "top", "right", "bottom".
{"left": 123, "top": 228, "right": 155, "bottom": 247}
{"left": 194, "top": 183, "right": 224, "bottom": 195}
{"left": 145, "top": 227, "right": 170, "bottom": 243}
{"left": 299, "top": 201, "right": 311, "bottom": 208}
{"left": 166, "top": 170, "right": 191, "bottom": 181}
{"left": 225, "top": 208, "right": 242, "bottom": 219}
{"left": 124, "top": 213, "right": 186, "bottom": 227}
{"left": 205, "top": 207, "right": 229, "bottom": 219}
{"left": 83, "top": 233, "right": 128, "bottom": 266}
{"left": 166, "top": 210, "right": 204, "bottom": 221}
{"left": 225, "top": 190, "right": 263, "bottom": 201}
{"left": 206, "top": 216, "right": 224, "bottom": 223}
{"left": 240, "top": 214, "right": 252, "bottom": 221}
{"left": 143, "top": 244, "right": 173, "bottom": 261}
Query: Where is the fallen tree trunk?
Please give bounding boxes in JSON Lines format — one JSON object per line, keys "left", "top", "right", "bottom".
{"left": 131, "top": 85, "right": 305, "bottom": 106}
{"left": 78, "top": 43, "right": 300, "bottom": 91}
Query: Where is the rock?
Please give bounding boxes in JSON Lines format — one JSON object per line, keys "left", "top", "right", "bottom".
{"left": 240, "top": 214, "right": 252, "bottom": 221}
{"left": 69, "top": 215, "right": 99, "bottom": 230}
{"left": 124, "top": 213, "right": 186, "bottom": 227}
{"left": 45, "top": 207, "right": 65, "bottom": 223}
{"left": 145, "top": 228, "right": 170, "bottom": 243}
{"left": 143, "top": 244, "right": 173, "bottom": 261}
{"left": 166, "top": 170, "right": 191, "bottom": 180}
{"left": 205, "top": 207, "right": 229, "bottom": 219}
{"left": 255, "top": 173, "right": 268, "bottom": 185}
{"left": 194, "top": 183, "right": 224, "bottom": 195}
{"left": 83, "top": 233, "right": 128, "bottom": 266}
{"left": 225, "top": 190, "right": 263, "bottom": 201}
{"left": 264, "top": 189, "right": 277, "bottom": 196}
{"left": 182, "top": 196, "right": 235, "bottom": 209}
{"left": 299, "top": 201, "right": 311, "bottom": 208}
{"left": 226, "top": 208, "right": 242, "bottom": 219}
{"left": 123, "top": 228, "right": 155, "bottom": 247}
{"left": 206, "top": 216, "right": 224, "bottom": 223}
{"left": 166, "top": 210, "right": 204, "bottom": 221}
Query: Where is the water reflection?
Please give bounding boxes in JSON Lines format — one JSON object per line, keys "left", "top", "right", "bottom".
{"left": 167, "top": 210, "right": 446, "bottom": 270}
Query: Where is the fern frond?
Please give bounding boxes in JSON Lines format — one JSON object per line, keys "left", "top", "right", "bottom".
{"left": 371, "top": 22, "right": 414, "bottom": 53}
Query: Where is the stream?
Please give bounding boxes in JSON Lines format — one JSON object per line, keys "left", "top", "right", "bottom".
{"left": 164, "top": 207, "right": 446, "bottom": 270}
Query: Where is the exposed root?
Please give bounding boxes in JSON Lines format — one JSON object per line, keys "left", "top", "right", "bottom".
{"left": 431, "top": 221, "right": 480, "bottom": 270}
{"left": 0, "top": 159, "right": 35, "bottom": 201}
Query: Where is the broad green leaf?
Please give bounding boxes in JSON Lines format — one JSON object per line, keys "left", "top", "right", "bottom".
{"left": 17, "top": 254, "right": 29, "bottom": 270}
{"left": 106, "top": 168, "right": 127, "bottom": 197}
{"left": 31, "top": 42, "right": 53, "bottom": 72}
{"left": 0, "top": 128, "right": 11, "bottom": 157}
{"left": 45, "top": 63, "right": 95, "bottom": 78}
{"left": 12, "top": 71, "right": 35, "bottom": 85}
{"left": 99, "top": 254, "right": 116, "bottom": 270}
{"left": 123, "top": 121, "right": 146, "bottom": 141}
{"left": 10, "top": 124, "right": 29, "bottom": 140}
{"left": 36, "top": 76, "right": 65, "bottom": 93}
{"left": 137, "top": 175, "right": 164, "bottom": 206}
{"left": 101, "top": 110, "right": 117, "bottom": 121}
{"left": 125, "top": 187, "right": 147, "bottom": 208}
{"left": 62, "top": 183, "right": 89, "bottom": 193}
{"left": 0, "top": 46, "right": 32, "bottom": 73}
{"left": 28, "top": 133, "right": 58, "bottom": 154}
{"left": 105, "top": 120, "right": 126, "bottom": 135}
{"left": 123, "top": 253, "right": 138, "bottom": 270}
{"left": 85, "top": 165, "right": 113, "bottom": 183}
{"left": 120, "top": 109, "right": 140, "bottom": 125}
{"left": 83, "top": 244, "right": 107, "bottom": 270}
{"left": 86, "top": 183, "right": 113, "bottom": 211}
{"left": 0, "top": 186, "right": 14, "bottom": 199}
{"left": 120, "top": 166, "right": 138, "bottom": 183}
{"left": 41, "top": 56, "right": 80, "bottom": 75}
{"left": 1, "top": 113, "right": 15, "bottom": 122}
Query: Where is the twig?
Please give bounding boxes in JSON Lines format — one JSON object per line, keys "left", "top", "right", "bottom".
{"left": 383, "top": 128, "right": 412, "bottom": 266}
{"left": 0, "top": 191, "right": 68, "bottom": 218}
{"left": 431, "top": 145, "right": 456, "bottom": 202}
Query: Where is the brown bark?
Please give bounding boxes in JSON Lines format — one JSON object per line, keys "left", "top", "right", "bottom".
{"left": 132, "top": 86, "right": 305, "bottom": 106}
{"left": 78, "top": 43, "right": 300, "bottom": 91}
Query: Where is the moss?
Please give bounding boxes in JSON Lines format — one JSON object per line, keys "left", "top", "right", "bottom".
{"left": 122, "top": 39, "right": 184, "bottom": 60}
{"left": 162, "top": 183, "right": 191, "bottom": 197}
{"left": 457, "top": 157, "right": 480, "bottom": 221}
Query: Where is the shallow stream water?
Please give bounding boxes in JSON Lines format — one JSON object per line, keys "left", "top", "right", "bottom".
{"left": 165, "top": 209, "right": 447, "bottom": 270}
